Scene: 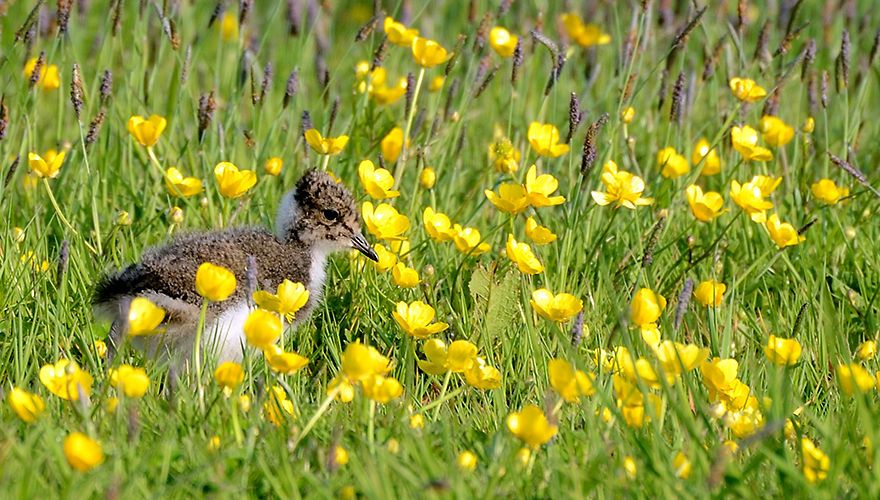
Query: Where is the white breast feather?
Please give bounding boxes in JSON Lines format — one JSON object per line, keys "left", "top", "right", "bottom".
{"left": 205, "top": 301, "right": 252, "bottom": 361}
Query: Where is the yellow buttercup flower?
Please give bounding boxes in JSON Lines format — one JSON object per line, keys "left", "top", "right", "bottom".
{"left": 527, "top": 122, "right": 570, "bottom": 158}
{"left": 340, "top": 341, "right": 391, "bottom": 383}
{"left": 333, "top": 446, "right": 350, "bottom": 466}
{"left": 530, "top": 288, "right": 583, "bottom": 322}
{"left": 23, "top": 57, "right": 61, "bottom": 90}
{"left": 811, "top": 179, "right": 849, "bottom": 205}
{"left": 169, "top": 206, "right": 184, "bottom": 224}
{"left": 195, "top": 262, "right": 237, "bottom": 301}
{"left": 423, "top": 207, "right": 455, "bottom": 242}
{"left": 621, "top": 106, "right": 636, "bottom": 124}
{"left": 640, "top": 325, "right": 661, "bottom": 348}
{"left": 127, "top": 297, "right": 166, "bottom": 336}
{"left": 764, "top": 336, "right": 802, "bottom": 366}
{"left": 214, "top": 161, "right": 257, "bottom": 198}
{"left": 384, "top": 17, "right": 418, "bottom": 47}
{"left": 371, "top": 243, "right": 397, "bottom": 272}
{"left": 591, "top": 160, "right": 653, "bottom": 209}
{"left": 731, "top": 125, "right": 773, "bottom": 162}
{"left": 304, "top": 129, "right": 349, "bottom": 155}
{"left": 219, "top": 12, "right": 239, "bottom": 41}
{"left": 525, "top": 217, "right": 556, "bottom": 244}
{"left": 164, "top": 167, "right": 203, "bottom": 198}
{"left": 506, "top": 404, "right": 558, "bottom": 449}
{"left": 801, "top": 437, "right": 830, "bottom": 483}
{"left": 506, "top": 234, "right": 544, "bottom": 275}
{"left": 264, "top": 345, "right": 309, "bottom": 375}
{"left": 39, "top": 359, "right": 93, "bottom": 401}
{"left": 614, "top": 348, "right": 668, "bottom": 389}
{"left": 418, "top": 339, "right": 478, "bottom": 375}
{"left": 381, "top": 127, "right": 405, "bottom": 163}
{"left": 525, "top": 165, "right": 565, "bottom": 207}
{"left": 253, "top": 279, "right": 309, "bottom": 320}
{"left": 7, "top": 388, "right": 45, "bottom": 423}
{"left": 693, "top": 280, "right": 726, "bottom": 307}
{"left": 464, "top": 357, "right": 502, "bottom": 389}
{"left": 725, "top": 407, "right": 764, "bottom": 438}
{"left": 654, "top": 341, "right": 709, "bottom": 375}
{"left": 391, "top": 262, "right": 420, "bottom": 287}
{"left": 803, "top": 116, "right": 815, "bottom": 133}
{"left": 214, "top": 361, "right": 245, "bottom": 390}
{"left": 263, "top": 385, "right": 296, "bottom": 426}
{"left": 64, "top": 433, "right": 104, "bottom": 472}
{"left": 489, "top": 138, "right": 521, "bottom": 173}
{"left": 548, "top": 359, "right": 595, "bottom": 403}
{"left": 700, "top": 357, "right": 739, "bottom": 397}
{"left": 110, "top": 364, "right": 150, "bottom": 398}
{"left": 673, "top": 452, "right": 692, "bottom": 479}
{"left": 837, "top": 363, "right": 875, "bottom": 395}
{"left": 392, "top": 300, "right": 449, "bottom": 339}
{"left": 856, "top": 340, "right": 876, "bottom": 361}
{"left": 657, "top": 147, "right": 689, "bottom": 179}
{"left": 244, "top": 309, "right": 282, "bottom": 349}
{"left": 371, "top": 75, "right": 408, "bottom": 105}
{"left": 750, "top": 175, "right": 782, "bottom": 197}
{"left": 116, "top": 211, "right": 132, "bottom": 226}
{"left": 127, "top": 114, "right": 166, "bottom": 147}
{"left": 362, "top": 202, "right": 410, "bottom": 241}
{"left": 760, "top": 115, "right": 795, "bottom": 147}
{"left": 264, "top": 156, "right": 283, "bottom": 176}
{"left": 489, "top": 27, "right": 518, "bottom": 57}
{"left": 457, "top": 451, "right": 478, "bottom": 471}
{"left": 28, "top": 149, "right": 65, "bottom": 179}
{"left": 729, "top": 179, "right": 774, "bottom": 222}
{"left": 419, "top": 167, "right": 436, "bottom": 189}
{"left": 20, "top": 251, "right": 49, "bottom": 272}
{"left": 561, "top": 13, "right": 611, "bottom": 47}
{"left": 409, "top": 414, "right": 426, "bottom": 429}
{"left": 623, "top": 456, "right": 638, "bottom": 479}
{"left": 361, "top": 374, "right": 404, "bottom": 403}
{"left": 358, "top": 160, "right": 399, "bottom": 199}
{"left": 765, "top": 214, "right": 804, "bottom": 249}
{"left": 428, "top": 76, "right": 445, "bottom": 92}
{"left": 630, "top": 288, "right": 666, "bottom": 328}
{"left": 411, "top": 37, "right": 451, "bottom": 68}
{"left": 685, "top": 185, "right": 725, "bottom": 222}
{"left": 485, "top": 183, "right": 530, "bottom": 214}
{"left": 729, "top": 78, "right": 767, "bottom": 102}
{"left": 692, "top": 138, "right": 722, "bottom": 175}
{"left": 452, "top": 225, "right": 491, "bottom": 255}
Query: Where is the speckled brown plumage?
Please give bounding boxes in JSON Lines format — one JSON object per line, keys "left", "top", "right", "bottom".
{"left": 96, "top": 227, "right": 312, "bottom": 314}
{"left": 93, "top": 169, "right": 378, "bottom": 360}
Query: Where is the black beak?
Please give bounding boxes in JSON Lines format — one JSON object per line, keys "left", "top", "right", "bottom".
{"left": 351, "top": 233, "right": 379, "bottom": 262}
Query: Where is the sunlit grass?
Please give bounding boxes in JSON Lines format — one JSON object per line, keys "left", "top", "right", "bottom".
{"left": 1, "top": 1, "right": 880, "bottom": 496}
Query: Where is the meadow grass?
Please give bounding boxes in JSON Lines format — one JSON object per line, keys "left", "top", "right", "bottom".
{"left": 2, "top": 0, "right": 880, "bottom": 497}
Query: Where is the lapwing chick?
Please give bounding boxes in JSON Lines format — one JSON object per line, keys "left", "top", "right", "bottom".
{"left": 94, "top": 169, "right": 379, "bottom": 362}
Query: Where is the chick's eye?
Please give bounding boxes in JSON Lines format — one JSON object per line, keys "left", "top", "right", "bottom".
{"left": 323, "top": 209, "right": 339, "bottom": 221}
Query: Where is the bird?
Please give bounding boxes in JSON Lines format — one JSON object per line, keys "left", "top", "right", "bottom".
{"left": 93, "top": 169, "right": 379, "bottom": 363}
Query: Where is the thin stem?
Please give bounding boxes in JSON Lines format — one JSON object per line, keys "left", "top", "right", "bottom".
{"left": 292, "top": 386, "right": 340, "bottom": 451}
{"left": 420, "top": 386, "right": 465, "bottom": 413}
{"left": 230, "top": 397, "right": 244, "bottom": 445}
{"left": 395, "top": 67, "right": 426, "bottom": 185}
{"left": 432, "top": 371, "right": 453, "bottom": 420}
{"left": 42, "top": 179, "right": 98, "bottom": 254}
{"left": 368, "top": 400, "right": 376, "bottom": 453}
{"left": 194, "top": 299, "right": 209, "bottom": 409}
{"left": 146, "top": 147, "right": 166, "bottom": 176}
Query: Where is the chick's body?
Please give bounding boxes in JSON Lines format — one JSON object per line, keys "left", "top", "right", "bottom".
{"left": 93, "top": 170, "right": 378, "bottom": 364}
